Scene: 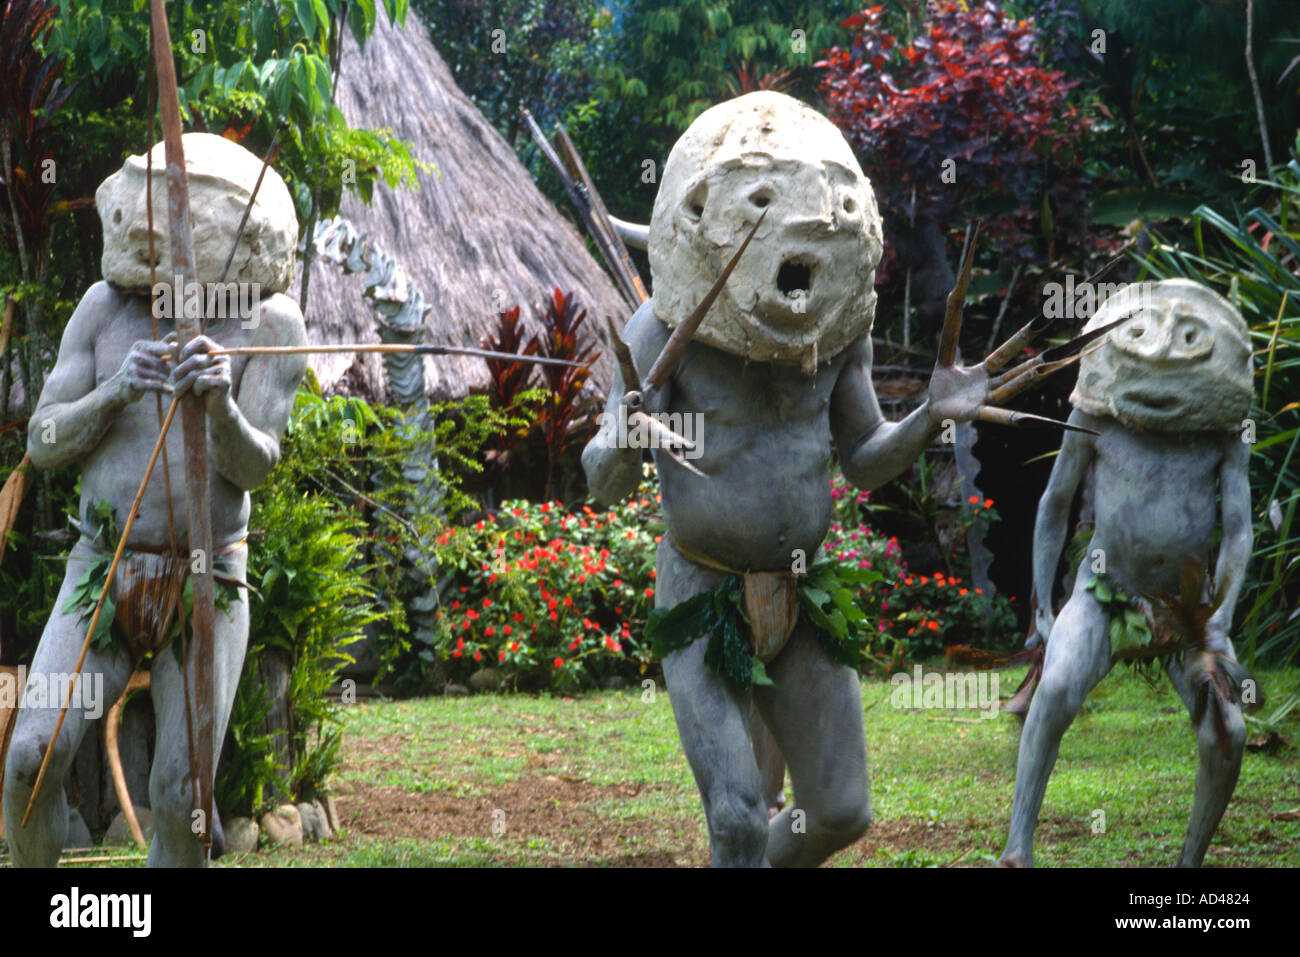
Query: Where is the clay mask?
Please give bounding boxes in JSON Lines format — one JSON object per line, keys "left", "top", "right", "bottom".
{"left": 96, "top": 132, "right": 298, "bottom": 294}
{"left": 1070, "top": 279, "right": 1253, "bottom": 432}
{"left": 648, "top": 91, "right": 883, "bottom": 371}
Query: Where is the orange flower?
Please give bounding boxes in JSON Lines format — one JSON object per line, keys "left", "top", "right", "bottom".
{"left": 984, "top": 498, "right": 994, "bottom": 508}
{"left": 968, "top": 496, "right": 979, "bottom": 505}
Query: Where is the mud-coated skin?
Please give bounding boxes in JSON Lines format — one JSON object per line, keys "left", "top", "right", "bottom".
{"left": 584, "top": 299, "right": 985, "bottom": 865}
{"left": 4, "top": 282, "right": 305, "bottom": 867}
{"left": 999, "top": 408, "right": 1252, "bottom": 867}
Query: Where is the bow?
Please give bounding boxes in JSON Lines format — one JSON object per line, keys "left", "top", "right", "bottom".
{"left": 148, "top": 0, "right": 217, "bottom": 853}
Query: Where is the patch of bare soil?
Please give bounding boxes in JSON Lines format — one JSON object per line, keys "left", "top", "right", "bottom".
{"left": 333, "top": 772, "right": 706, "bottom": 867}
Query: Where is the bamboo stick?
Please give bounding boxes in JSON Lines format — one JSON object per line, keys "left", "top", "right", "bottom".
{"left": 106, "top": 670, "right": 153, "bottom": 851}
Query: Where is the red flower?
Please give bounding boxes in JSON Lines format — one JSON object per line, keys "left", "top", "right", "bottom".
{"left": 644, "top": 588, "right": 654, "bottom": 598}
{"left": 485, "top": 626, "right": 495, "bottom": 637}
{"left": 503, "top": 625, "right": 512, "bottom": 636}
{"left": 553, "top": 657, "right": 564, "bottom": 668}
{"left": 482, "top": 598, "right": 492, "bottom": 608}
{"left": 452, "top": 649, "right": 463, "bottom": 658}
{"left": 509, "top": 641, "right": 520, "bottom": 651}
{"left": 498, "top": 650, "right": 507, "bottom": 662}
{"left": 473, "top": 650, "right": 483, "bottom": 662}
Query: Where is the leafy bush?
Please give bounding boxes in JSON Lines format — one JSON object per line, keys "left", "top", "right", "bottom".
{"left": 432, "top": 462, "right": 1018, "bottom": 687}
{"left": 217, "top": 391, "right": 392, "bottom": 816}
{"left": 822, "top": 470, "right": 1018, "bottom": 668}
{"left": 819, "top": 2, "right": 1096, "bottom": 274}
{"left": 434, "top": 466, "right": 663, "bottom": 690}
{"left": 219, "top": 377, "right": 526, "bottom": 810}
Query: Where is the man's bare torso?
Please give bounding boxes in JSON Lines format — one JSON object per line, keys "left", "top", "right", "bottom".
{"left": 42, "top": 282, "right": 301, "bottom": 547}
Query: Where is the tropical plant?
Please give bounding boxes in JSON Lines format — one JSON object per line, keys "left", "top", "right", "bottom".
{"left": 819, "top": 2, "right": 1098, "bottom": 277}
{"left": 434, "top": 465, "right": 663, "bottom": 690}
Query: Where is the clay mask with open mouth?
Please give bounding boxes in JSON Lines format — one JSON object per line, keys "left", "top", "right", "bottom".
{"left": 1070, "top": 279, "right": 1253, "bottom": 432}
{"left": 648, "top": 91, "right": 883, "bottom": 372}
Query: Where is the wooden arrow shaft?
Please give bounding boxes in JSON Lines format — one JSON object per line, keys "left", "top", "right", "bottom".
{"left": 209, "top": 343, "right": 586, "bottom": 368}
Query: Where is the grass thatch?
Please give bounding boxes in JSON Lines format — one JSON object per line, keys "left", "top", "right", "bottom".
{"left": 294, "top": 6, "right": 623, "bottom": 402}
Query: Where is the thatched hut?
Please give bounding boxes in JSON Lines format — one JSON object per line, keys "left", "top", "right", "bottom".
{"left": 296, "top": 6, "right": 624, "bottom": 402}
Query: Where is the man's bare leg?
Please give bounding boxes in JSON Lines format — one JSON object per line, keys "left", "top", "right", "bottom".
{"left": 999, "top": 570, "right": 1111, "bottom": 867}
{"left": 748, "top": 701, "right": 786, "bottom": 818}
{"left": 2, "top": 545, "right": 132, "bottom": 866}
{"left": 657, "top": 543, "right": 769, "bottom": 867}
{"left": 1163, "top": 654, "right": 1246, "bottom": 867}
{"left": 146, "top": 550, "right": 250, "bottom": 868}
{"left": 755, "top": 626, "right": 871, "bottom": 867}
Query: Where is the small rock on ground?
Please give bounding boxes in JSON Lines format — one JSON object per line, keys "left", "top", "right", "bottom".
{"left": 260, "top": 804, "right": 303, "bottom": 846}
{"left": 224, "top": 816, "right": 260, "bottom": 854}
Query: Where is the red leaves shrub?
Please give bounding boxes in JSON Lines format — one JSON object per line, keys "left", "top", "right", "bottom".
{"left": 818, "top": 2, "right": 1094, "bottom": 269}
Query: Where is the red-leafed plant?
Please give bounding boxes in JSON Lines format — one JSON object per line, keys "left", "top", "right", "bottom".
{"left": 817, "top": 2, "right": 1094, "bottom": 273}
{"left": 482, "top": 305, "right": 541, "bottom": 410}
{"left": 1, "top": 0, "right": 80, "bottom": 279}
{"left": 480, "top": 305, "right": 542, "bottom": 469}
{"left": 536, "top": 288, "right": 599, "bottom": 501}
{"left": 479, "top": 288, "right": 600, "bottom": 503}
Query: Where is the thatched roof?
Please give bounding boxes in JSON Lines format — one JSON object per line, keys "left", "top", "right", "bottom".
{"left": 293, "top": 6, "right": 624, "bottom": 402}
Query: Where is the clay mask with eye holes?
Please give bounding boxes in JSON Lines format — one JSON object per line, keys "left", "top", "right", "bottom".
{"left": 1070, "top": 279, "right": 1253, "bottom": 432}
{"left": 647, "top": 91, "right": 884, "bottom": 372}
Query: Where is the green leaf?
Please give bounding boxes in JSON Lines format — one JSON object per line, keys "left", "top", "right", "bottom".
{"left": 295, "top": 0, "right": 318, "bottom": 39}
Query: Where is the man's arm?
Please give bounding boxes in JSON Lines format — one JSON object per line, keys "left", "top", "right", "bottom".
{"left": 1030, "top": 409, "right": 1097, "bottom": 641}
{"left": 581, "top": 301, "right": 670, "bottom": 505}
{"left": 1207, "top": 433, "right": 1253, "bottom": 653}
{"left": 27, "top": 283, "right": 173, "bottom": 470}
{"left": 171, "top": 294, "right": 307, "bottom": 491}
{"left": 832, "top": 337, "right": 944, "bottom": 490}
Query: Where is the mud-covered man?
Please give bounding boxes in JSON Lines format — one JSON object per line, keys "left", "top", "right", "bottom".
{"left": 3, "top": 134, "right": 305, "bottom": 867}
{"left": 583, "top": 93, "right": 997, "bottom": 867}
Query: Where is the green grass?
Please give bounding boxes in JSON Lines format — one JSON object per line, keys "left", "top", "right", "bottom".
{"left": 6, "top": 665, "right": 1298, "bottom": 867}
{"left": 243, "top": 663, "right": 1300, "bottom": 868}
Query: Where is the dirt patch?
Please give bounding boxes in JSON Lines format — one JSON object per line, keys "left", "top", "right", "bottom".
{"left": 334, "top": 772, "right": 706, "bottom": 867}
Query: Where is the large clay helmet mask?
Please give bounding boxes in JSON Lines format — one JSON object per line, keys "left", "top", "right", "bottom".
{"left": 648, "top": 91, "right": 883, "bottom": 372}
{"left": 96, "top": 132, "right": 299, "bottom": 295}
{"left": 1070, "top": 279, "right": 1253, "bottom": 432}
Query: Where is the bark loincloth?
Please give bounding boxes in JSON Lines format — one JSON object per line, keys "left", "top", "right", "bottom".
{"left": 648, "top": 538, "right": 878, "bottom": 688}
{"left": 66, "top": 536, "right": 250, "bottom": 662}
{"left": 668, "top": 539, "right": 800, "bottom": 663}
